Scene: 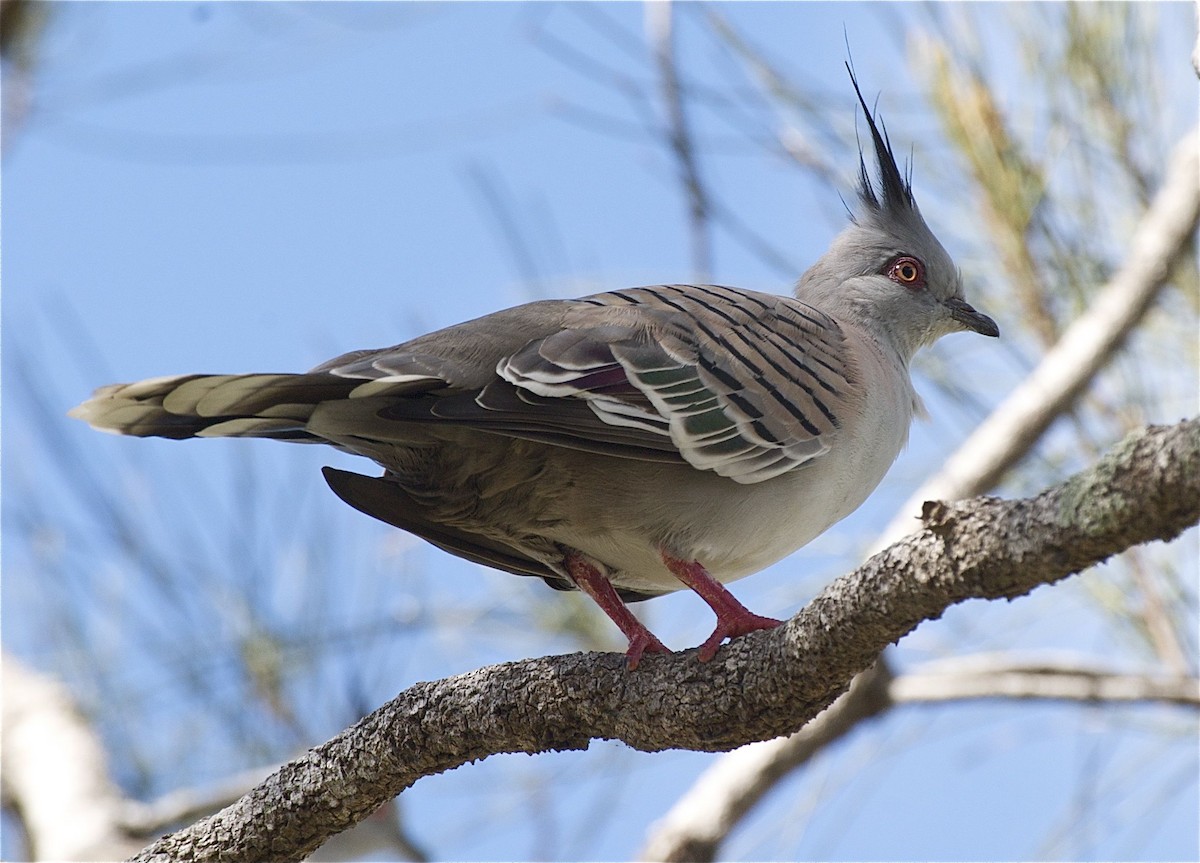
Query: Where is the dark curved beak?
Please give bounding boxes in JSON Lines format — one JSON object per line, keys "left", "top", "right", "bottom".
{"left": 943, "top": 296, "right": 999, "bottom": 338}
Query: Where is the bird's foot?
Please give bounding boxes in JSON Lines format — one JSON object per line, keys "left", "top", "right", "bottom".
{"left": 626, "top": 631, "right": 672, "bottom": 670}
{"left": 696, "top": 611, "right": 783, "bottom": 662}
{"left": 659, "top": 550, "right": 784, "bottom": 661}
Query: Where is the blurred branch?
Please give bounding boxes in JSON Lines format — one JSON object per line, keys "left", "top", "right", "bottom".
{"left": 535, "top": 4, "right": 803, "bottom": 279}
{"left": 466, "top": 163, "right": 548, "bottom": 292}
{"left": 119, "top": 766, "right": 278, "bottom": 839}
{"left": 128, "top": 418, "right": 1200, "bottom": 862}
{"left": 0, "top": 0, "right": 48, "bottom": 149}
{"left": 639, "top": 662, "right": 895, "bottom": 863}
{"left": 1122, "top": 545, "right": 1194, "bottom": 675}
{"left": 889, "top": 655, "right": 1200, "bottom": 707}
{"left": 925, "top": 39, "right": 1059, "bottom": 345}
{"left": 700, "top": 7, "right": 843, "bottom": 187}
{"left": 0, "top": 652, "right": 431, "bottom": 862}
{"left": 1, "top": 653, "right": 142, "bottom": 861}
{"left": 1062, "top": 5, "right": 1156, "bottom": 205}
{"left": 646, "top": 0, "right": 712, "bottom": 279}
{"left": 0, "top": 0, "right": 45, "bottom": 65}
{"left": 1194, "top": 0, "right": 1199, "bottom": 78}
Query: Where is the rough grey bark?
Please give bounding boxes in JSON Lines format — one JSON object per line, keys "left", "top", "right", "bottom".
{"left": 129, "top": 417, "right": 1200, "bottom": 863}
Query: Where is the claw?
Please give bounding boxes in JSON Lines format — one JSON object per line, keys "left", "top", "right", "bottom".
{"left": 696, "top": 611, "right": 783, "bottom": 662}
{"left": 661, "top": 550, "right": 784, "bottom": 661}
{"left": 626, "top": 631, "right": 672, "bottom": 670}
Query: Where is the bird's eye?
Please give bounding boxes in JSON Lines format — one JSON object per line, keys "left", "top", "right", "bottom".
{"left": 886, "top": 256, "right": 925, "bottom": 289}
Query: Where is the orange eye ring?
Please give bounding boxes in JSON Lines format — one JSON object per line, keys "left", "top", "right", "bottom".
{"left": 887, "top": 256, "right": 925, "bottom": 288}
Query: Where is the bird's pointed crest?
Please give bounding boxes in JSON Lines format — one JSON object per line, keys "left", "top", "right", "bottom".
{"left": 846, "top": 62, "right": 916, "bottom": 216}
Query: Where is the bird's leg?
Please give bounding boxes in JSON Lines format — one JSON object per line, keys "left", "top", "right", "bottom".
{"left": 564, "top": 550, "right": 671, "bottom": 669}
{"left": 660, "top": 550, "right": 783, "bottom": 661}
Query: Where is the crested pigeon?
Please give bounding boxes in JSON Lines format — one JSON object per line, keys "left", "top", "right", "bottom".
{"left": 71, "top": 72, "right": 998, "bottom": 668}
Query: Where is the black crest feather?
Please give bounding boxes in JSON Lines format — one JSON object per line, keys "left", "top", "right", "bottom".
{"left": 846, "top": 62, "right": 915, "bottom": 215}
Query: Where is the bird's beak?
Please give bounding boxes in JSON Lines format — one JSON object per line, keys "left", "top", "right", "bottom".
{"left": 943, "top": 296, "right": 999, "bottom": 338}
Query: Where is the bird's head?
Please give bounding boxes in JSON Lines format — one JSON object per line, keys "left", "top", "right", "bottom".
{"left": 796, "top": 67, "right": 998, "bottom": 360}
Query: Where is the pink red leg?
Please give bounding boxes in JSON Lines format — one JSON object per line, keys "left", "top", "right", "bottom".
{"left": 564, "top": 550, "right": 670, "bottom": 669}
{"left": 661, "top": 551, "right": 783, "bottom": 661}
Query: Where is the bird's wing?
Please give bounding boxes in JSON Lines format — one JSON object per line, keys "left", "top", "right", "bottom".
{"left": 327, "top": 285, "right": 860, "bottom": 484}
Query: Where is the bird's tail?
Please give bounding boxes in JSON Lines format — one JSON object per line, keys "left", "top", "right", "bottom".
{"left": 68, "top": 373, "right": 359, "bottom": 442}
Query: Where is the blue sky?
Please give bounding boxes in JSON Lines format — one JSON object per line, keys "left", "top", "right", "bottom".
{"left": 5, "top": 3, "right": 880, "bottom": 374}
{"left": 3, "top": 3, "right": 1197, "bottom": 861}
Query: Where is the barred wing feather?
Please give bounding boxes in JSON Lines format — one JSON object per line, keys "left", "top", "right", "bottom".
{"left": 499, "top": 285, "right": 858, "bottom": 484}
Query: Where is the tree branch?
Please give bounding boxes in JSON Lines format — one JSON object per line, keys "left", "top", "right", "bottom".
{"left": 128, "top": 417, "right": 1200, "bottom": 862}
